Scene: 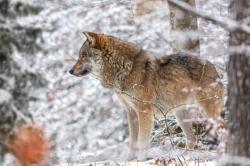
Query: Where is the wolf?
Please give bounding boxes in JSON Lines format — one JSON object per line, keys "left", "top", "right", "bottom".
{"left": 69, "top": 32, "right": 224, "bottom": 160}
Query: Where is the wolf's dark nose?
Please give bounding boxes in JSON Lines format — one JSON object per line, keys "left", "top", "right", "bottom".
{"left": 69, "top": 69, "right": 74, "bottom": 74}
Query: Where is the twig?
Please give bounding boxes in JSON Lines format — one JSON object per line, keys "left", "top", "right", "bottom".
{"left": 176, "top": 155, "right": 184, "bottom": 166}
{"left": 181, "top": 155, "right": 188, "bottom": 166}
{"left": 242, "top": 16, "right": 250, "bottom": 25}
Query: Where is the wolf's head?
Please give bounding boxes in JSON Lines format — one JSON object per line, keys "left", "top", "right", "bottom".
{"left": 69, "top": 32, "right": 140, "bottom": 85}
{"left": 69, "top": 32, "right": 101, "bottom": 77}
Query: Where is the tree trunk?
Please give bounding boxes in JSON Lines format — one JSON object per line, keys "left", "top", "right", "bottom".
{"left": 134, "top": 0, "right": 199, "bottom": 54}
{"left": 168, "top": 0, "right": 200, "bottom": 54}
{"left": 226, "top": 0, "right": 250, "bottom": 165}
{"left": 134, "top": 0, "right": 163, "bottom": 17}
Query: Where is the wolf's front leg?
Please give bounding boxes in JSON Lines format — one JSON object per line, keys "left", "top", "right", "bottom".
{"left": 174, "top": 108, "right": 197, "bottom": 149}
{"left": 137, "top": 109, "right": 154, "bottom": 160}
{"left": 126, "top": 109, "right": 139, "bottom": 160}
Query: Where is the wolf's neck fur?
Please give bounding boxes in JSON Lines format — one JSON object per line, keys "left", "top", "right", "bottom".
{"left": 98, "top": 38, "right": 142, "bottom": 89}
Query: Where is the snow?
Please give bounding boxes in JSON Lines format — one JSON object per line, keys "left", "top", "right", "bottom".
{"left": 2, "top": 0, "right": 232, "bottom": 165}
{"left": 55, "top": 160, "right": 216, "bottom": 166}
{"left": 0, "top": 89, "right": 12, "bottom": 104}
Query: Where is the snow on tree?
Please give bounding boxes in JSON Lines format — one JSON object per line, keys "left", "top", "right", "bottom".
{"left": 0, "top": 0, "right": 47, "bottom": 165}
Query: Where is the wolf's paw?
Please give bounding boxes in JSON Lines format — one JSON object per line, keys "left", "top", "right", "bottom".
{"left": 127, "top": 151, "right": 137, "bottom": 161}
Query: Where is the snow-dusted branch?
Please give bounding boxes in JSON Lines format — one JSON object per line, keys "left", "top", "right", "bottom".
{"left": 167, "top": 0, "right": 250, "bottom": 33}
{"left": 242, "top": 16, "right": 250, "bottom": 25}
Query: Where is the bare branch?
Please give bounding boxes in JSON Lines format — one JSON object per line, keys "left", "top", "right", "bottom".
{"left": 167, "top": 0, "right": 250, "bottom": 33}
{"left": 242, "top": 16, "right": 250, "bottom": 25}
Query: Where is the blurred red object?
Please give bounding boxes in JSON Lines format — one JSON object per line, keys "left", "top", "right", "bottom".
{"left": 6, "top": 124, "right": 50, "bottom": 166}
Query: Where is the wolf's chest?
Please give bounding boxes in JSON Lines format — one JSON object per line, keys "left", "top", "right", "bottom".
{"left": 116, "top": 88, "right": 156, "bottom": 111}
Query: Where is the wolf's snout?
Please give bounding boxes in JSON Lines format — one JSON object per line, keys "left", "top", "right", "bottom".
{"left": 69, "top": 67, "right": 91, "bottom": 77}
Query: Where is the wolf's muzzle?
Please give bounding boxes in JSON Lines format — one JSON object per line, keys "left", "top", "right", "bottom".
{"left": 69, "top": 68, "right": 90, "bottom": 77}
{"left": 69, "top": 69, "right": 74, "bottom": 74}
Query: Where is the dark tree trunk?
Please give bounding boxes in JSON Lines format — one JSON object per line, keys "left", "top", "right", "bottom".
{"left": 226, "top": 0, "right": 250, "bottom": 165}
{"left": 227, "top": 55, "right": 250, "bottom": 155}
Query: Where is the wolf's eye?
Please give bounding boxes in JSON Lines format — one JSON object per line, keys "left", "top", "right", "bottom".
{"left": 83, "top": 39, "right": 91, "bottom": 46}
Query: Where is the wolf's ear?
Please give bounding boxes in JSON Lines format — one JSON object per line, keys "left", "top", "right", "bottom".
{"left": 83, "top": 32, "right": 96, "bottom": 46}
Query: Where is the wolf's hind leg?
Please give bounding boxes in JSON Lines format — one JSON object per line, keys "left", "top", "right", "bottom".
{"left": 174, "top": 108, "right": 197, "bottom": 149}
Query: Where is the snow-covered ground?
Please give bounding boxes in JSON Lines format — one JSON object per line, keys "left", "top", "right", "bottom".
{"left": 5, "top": 0, "right": 229, "bottom": 165}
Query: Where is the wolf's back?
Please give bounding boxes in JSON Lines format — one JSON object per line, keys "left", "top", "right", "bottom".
{"left": 158, "top": 54, "right": 220, "bottom": 83}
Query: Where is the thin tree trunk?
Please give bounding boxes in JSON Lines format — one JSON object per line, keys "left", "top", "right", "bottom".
{"left": 168, "top": 0, "right": 200, "bottom": 54}
{"left": 134, "top": 0, "right": 163, "bottom": 17}
{"left": 226, "top": 0, "right": 250, "bottom": 165}
{"left": 134, "top": 0, "right": 199, "bottom": 54}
